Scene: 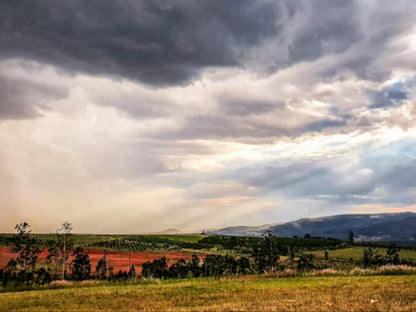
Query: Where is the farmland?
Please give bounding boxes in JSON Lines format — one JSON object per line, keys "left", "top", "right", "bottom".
{"left": 2, "top": 230, "right": 416, "bottom": 311}
{"left": 0, "top": 246, "right": 204, "bottom": 274}
{"left": 308, "top": 247, "right": 416, "bottom": 262}
{"left": 2, "top": 233, "right": 416, "bottom": 275}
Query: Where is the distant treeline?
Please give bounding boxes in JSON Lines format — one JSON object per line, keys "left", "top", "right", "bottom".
{"left": 87, "top": 234, "right": 347, "bottom": 255}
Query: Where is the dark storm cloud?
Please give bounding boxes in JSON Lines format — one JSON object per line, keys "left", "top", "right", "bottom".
{"left": 0, "top": 0, "right": 282, "bottom": 86}
{"left": 0, "top": 0, "right": 364, "bottom": 86}
{"left": 0, "top": 74, "right": 69, "bottom": 120}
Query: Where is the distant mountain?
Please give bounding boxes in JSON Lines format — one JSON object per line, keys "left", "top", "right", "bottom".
{"left": 209, "top": 212, "right": 416, "bottom": 242}
{"left": 156, "top": 228, "right": 184, "bottom": 235}
{"left": 208, "top": 223, "right": 282, "bottom": 236}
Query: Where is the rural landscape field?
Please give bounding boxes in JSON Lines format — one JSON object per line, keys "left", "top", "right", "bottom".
{"left": 2, "top": 0, "right": 416, "bottom": 311}
{"left": 1, "top": 219, "right": 416, "bottom": 311}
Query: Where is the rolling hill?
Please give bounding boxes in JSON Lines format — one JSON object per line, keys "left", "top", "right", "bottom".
{"left": 209, "top": 212, "right": 416, "bottom": 242}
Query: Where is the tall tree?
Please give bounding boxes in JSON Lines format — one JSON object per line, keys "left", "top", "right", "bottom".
{"left": 253, "top": 231, "right": 280, "bottom": 273}
{"left": 57, "top": 221, "right": 73, "bottom": 280}
{"left": 12, "top": 222, "right": 40, "bottom": 272}
{"left": 96, "top": 251, "right": 108, "bottom": 279}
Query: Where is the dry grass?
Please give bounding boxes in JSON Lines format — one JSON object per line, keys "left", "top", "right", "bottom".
{"left": 1, "top": 275, "right": 415, "bottom": 311}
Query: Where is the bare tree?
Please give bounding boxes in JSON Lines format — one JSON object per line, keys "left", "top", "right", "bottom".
{"left": 57, "top": 221, "right": 73, "bottom": 280}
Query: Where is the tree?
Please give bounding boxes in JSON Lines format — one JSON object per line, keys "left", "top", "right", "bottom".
{"left": 253, "top": 231, "right": 280, "bottom": 273}
{"left": 362, "top": 248, "right": 374, "bottom": 267}
{"left": 46, "top": 244, "right": 60, "bottom": 279}
{"left": 202, "top": 254, "right": 225, "bottom": 279}
{"left": 57, "top": 221, "right": 73, "bottom": 280}
{"left": 70, "top": 247, "right": 91, "bottom": 281}
{"left": 188, "top": 254, "right": 201, "bottom": 277}
{"left": 296, "top": 254, "right": 315, "bottom": 271}
{"left": 237, "top": 257, "right": 250, "bottom": 275}
{"left": 348, "top": 230, "right": 354, "bottom": 243}
{"left": 362, "top": 247, "right": 384, "bottom": 267}
{"left": 168, "top": 259, "right": 188, "bottom": 279}
{"left": 141, "top": 257, "right": 168, "bottom": 279}
{"left": 386, "top": 245, "right": 400, "bottom": 264}
{"left": 128, "top": 264, "right": 136, "bottom": 279}
{"left": 96, "top": 251, "right": 108, "bottom": 279}
{"left": 12, "top": 222, "right": 40, "bottom": 272}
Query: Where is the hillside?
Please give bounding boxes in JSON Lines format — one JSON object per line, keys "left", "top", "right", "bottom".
{"left": 208, "top": 223, "right": 282, "bottom": 236}
{"left": 210, "top": 212, "right": 416, "bottom": 242}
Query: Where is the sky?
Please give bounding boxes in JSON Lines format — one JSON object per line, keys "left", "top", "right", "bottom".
{"left": 1, "top": 0, "right": 416, "bottom": 233}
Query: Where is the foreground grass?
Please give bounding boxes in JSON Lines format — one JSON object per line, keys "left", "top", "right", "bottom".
{"left": 1, "top": 275, "right": 415, "bottom": 311}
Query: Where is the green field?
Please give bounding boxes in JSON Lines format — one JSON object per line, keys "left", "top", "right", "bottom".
{"left": 149, "top": 234, "right": 205, "bottom": 243}
{"left": 1, "top": 275, "right": 415, "bottom": 311}
{"left": 0, "top": 233, "right": 345, "bottom": 254}
{"left": 308, "top": 247, "right": 416, "bottom": 262}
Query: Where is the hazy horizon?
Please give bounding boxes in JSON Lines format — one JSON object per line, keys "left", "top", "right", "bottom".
{"left": 1, "top": 1, "right": 416, "bottom": 233}
{"left": 1, "top": 210, "right": 414, "bottom": 235}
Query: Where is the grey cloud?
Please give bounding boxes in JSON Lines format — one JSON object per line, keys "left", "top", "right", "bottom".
{"left": 155, "top": 108, "right": 351, "bottom": 141}
{"left": 0, "top": 74, "right": 69, "bottom": 120}
{"left": 90, "top": 87, "right": 172, "bottom": 118}
{"left": 229, "top": 153, "right": 416, "bottom": 207}
{"left": 0, "top": 0, "right": 284, "bottom": 86}
{"left": 0, "top": 0, "right": 370, "bottom": 86}
{"left": 287, "top": 1, "right": 360, "bottom": 64}
{"left": 155, "top": 114, "right": 297, "bottom": 141}
{"left": 369, "top": 83, "right": 409, "bottom": 109}
{"left": 222, "top": 100, "right": 278, "bottom": 117}
{"left": 303, "top": 118, "right": 348, "bottom": 133}
{"left": 377, "top": 160, "right": 416, "bottom": 193}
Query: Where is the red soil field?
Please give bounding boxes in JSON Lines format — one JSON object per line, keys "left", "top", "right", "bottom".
{"left": 0, "top": 247, "right": 204, "bottom": 274}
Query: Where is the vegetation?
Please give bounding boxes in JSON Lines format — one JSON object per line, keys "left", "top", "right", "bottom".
{"left": 307, "top": 246, "right": 416, "bottom": 262}
{"left": 70, "top": 247, "right": 91, "bottom": 281}
{"left": 0, "top": 275, "right": 415, "bottom": 311}
{"left": 1, "top": 219, "right": 416, "bottom": 312}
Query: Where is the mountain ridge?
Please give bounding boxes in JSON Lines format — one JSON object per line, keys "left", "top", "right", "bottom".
{"left": 207, "top": 212, "right": 416, "bottom": 242}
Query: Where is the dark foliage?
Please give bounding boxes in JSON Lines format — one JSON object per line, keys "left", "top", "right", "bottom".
{"left": 70, "top": 247, "right": 91, "bottom": 281}
{"left": 95, "top": 251, "right": 108, "bottom": 279}
{"left": 253, "top": 231, "right": 280, "bottom": 273}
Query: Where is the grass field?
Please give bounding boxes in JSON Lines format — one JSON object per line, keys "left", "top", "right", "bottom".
{"left": 149, "top": 235, "right": 205, "bottom": 243}
{"left": 0, "top": 275, "right": 415, "bottom": 311}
